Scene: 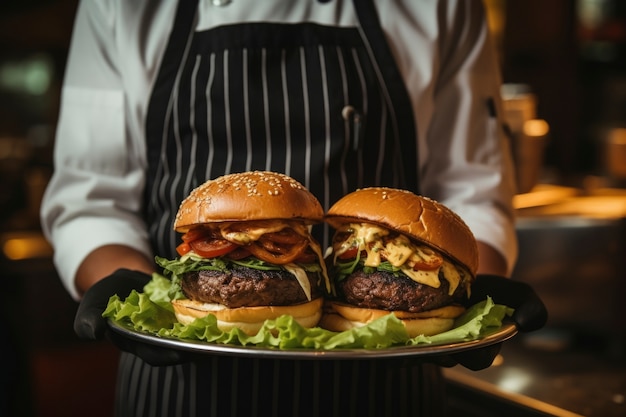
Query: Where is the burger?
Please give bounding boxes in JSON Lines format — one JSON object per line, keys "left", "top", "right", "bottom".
{"left": 320, "top": 187, "right": 478, "bottom": 337}
{"left": 161, "top": 171, "right": 331, "bottom": 335}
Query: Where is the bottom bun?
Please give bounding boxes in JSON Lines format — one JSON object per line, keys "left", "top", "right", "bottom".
{"left": 171, "top": 297, "right": 323, "bottom": 336}
{"left": 319, "top": 301, "right": 465, "bottom": 337}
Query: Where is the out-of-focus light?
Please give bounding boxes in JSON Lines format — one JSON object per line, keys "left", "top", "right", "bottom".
{"left": 523, "top": 119, "right": 550, "bottom": 137}
{"left": 491, "top": 353, "right": 505, "bottom": 367}
{"left": 0, "top": 54, "right": 53, "bottom": 95}
{"left": 496, "top": 367, "right": 533, "bottom": 393}
{"left": 2, "top": 234, "right": 53, "bottom": 260}
{"left": 577, "top": 0, "right": 612, "bottom": 30}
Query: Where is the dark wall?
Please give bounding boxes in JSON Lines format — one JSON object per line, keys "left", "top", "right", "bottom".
{"left": 502, "top": 0, "right": 626, "bottom": 182}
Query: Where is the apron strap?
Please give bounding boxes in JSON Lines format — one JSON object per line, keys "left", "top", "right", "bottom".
{"left": 351, "top": 0, "right": 420, "bottom": 194}
{"left": 145, "top": 0, "right": 199, "bottom": 191}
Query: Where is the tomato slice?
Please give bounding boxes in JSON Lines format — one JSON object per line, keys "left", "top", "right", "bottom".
{"left": 179, "top": 227, "right": 239, "bottom": 258}
{"left": 189, "top": 237, "right": 238, "bottom": 258}
{"left": 181, "top": 227, "right": 210, "bottom": 243}
{"left": 176, "top": 242, "right": 192, "bottom": 256}
{"left": 336, "top": 246, "right": 359, "bottom": 260}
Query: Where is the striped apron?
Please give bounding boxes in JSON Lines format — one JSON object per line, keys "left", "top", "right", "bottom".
{"left": 116, "top": 1, "right": 445, "bottom": 416}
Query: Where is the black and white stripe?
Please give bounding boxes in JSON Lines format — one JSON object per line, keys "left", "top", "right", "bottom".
{"left": 116, "top": 353, "right": 445, "bottom": 417}
{"left": 147, "top": 23, "right": 412, "bottom": 257}
{"left": 136, "top": 1, "right": 435, "bottom": 415}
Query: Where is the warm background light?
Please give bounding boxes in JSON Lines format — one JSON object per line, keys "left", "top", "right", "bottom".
{"left": 2, "top": 233, "right": 52, "bottom": 260}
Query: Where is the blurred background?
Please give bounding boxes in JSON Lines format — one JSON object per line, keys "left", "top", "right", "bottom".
{"left": 0, "top": 1, "right": 624, "bottom": 416}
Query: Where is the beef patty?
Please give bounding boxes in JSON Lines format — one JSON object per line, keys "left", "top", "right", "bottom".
{"left": 181, "top": 266, "right": 323, "bottom": 308}
{"left": 337, "top": 270, "right": 466, "bottom": 313}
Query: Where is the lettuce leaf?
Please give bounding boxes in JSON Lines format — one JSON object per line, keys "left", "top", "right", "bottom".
{"left": 102, "top": 273, "right": 514, "bottom": 350}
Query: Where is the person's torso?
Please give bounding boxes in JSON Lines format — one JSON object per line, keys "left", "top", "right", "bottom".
{"left": 115, "top": 3, "right": 449, "bottom": 416}
{"left": 144, "top": 0, "right": 421, "bottom": 256}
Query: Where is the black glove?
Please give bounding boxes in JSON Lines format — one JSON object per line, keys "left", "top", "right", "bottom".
{"left": 442, "top": 274, "right": 548, "bottom": 371}
{"left": 74, "top": 268, "right": 186, "bottom": 366}
{"left": 467, "top": 274, "right": 548, "bottom": 333}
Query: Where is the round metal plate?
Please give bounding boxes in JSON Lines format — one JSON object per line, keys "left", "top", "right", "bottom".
{"left": 108, "top": 320, "right": 518, "bottom": 360}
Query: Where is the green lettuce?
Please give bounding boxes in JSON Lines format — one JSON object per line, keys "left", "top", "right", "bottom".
{"left": 103, "top": 273, "right": 514, "bottom": 350}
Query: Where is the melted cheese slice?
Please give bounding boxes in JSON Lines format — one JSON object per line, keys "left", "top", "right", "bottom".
{"left": 333, "top": 223, "right": 467, "bottom": 294}
{"left": 219, "top": 220, "right": 290, "bottom": 244}
{"left": 284, "top": 263, "right": 312, "bottom": 301}
{"left": 307, "top": 237, "right": 332, "bottom": 293}
{"left": 400, "top": 267, "right": 441, "bottom": 288}
{"left": 441, "top": 261, "right": 462, "bottom": 295}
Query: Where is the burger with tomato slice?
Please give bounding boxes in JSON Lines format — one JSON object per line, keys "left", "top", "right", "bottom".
{"left": 320, "top": 187, "right": 478, "bottom": 337}
{"left": 157, "top": 171, "right": 331, "bottom": 335}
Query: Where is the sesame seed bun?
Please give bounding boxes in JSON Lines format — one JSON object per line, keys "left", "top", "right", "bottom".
{"left": 169, "top": 171, "right": 327, "bottom": 334}
{"left": 319, "top": 301, "right": 465, "bottom": 337}
{"left": 322, "top": 187, "right": 478, "bottom": 337}
{"left": 325, "top": 187, "right": 478, "bottom": 276}
{"left": 174, "top": 171, "right": 324, "bottom": 233}
{"left": 171, "top": 297, "right": 323, "bottom": 336}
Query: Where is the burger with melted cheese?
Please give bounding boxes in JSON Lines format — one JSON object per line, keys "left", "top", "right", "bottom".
{"left": 320, "top": 187, "right": 478, "bottom": 337}
{"left": 161, "top": 171, "right": 330, "bottom": 335}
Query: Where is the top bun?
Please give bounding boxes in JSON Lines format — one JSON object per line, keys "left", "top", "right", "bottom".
{"left": 325, "top": 187, "right": 479, "bottom": 275}
{"left": 174, "top": 171, "right": 324, "bottom": 232}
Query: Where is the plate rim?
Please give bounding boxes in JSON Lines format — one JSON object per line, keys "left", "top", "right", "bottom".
{"left": 107, "top": 319, "right": 518, "bottom": 360}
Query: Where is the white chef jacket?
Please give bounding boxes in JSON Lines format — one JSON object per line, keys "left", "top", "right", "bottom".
{"left": 41, "top": 0, "right": 517, "bottom": 300}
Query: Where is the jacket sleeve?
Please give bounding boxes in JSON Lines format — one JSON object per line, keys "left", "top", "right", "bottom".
{"left": 40, "top": 0, "right": 152, "bottom": 300}
{"left": 425, "top": 0, "right": 518, "bottom": 273}
{"left": 383, "top": 0, "right": 518, "bottom": 273}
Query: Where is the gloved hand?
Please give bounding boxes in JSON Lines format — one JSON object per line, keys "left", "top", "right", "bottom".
{"left": 467, "top": 274, "right": 548, "bottom": 332}
{"left": 74, "top": 268, "right": 186, "bottom": 366}
{"left": 440, "top": 274, "right": 548, "bottom": 371}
